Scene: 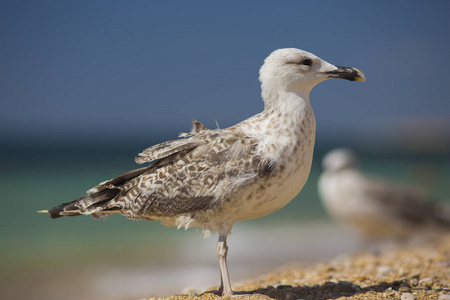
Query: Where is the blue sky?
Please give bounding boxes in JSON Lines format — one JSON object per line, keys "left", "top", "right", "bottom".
{"left": 2, "top": 1, "right": 450, "bottom": 149}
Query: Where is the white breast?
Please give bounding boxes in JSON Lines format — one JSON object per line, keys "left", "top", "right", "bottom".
{"left": 232, "top": 100, "right": 316, "bottom": 221}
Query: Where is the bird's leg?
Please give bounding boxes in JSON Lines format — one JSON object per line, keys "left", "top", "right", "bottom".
{"left": 218, "top": 268, "right": 224, "bottom": 294}
{"left": 217, "top": 234, "right": 233, "bottom": 296}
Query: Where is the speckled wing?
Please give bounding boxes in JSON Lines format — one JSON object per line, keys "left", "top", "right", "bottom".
{"left": 135, "top": 119, "right": 212, "bottom": 163}
{"left": 109, "top": 129, "right": 265, "bottom": 220}
{"left": 48, "top": 123, "right": 268, "bottom": 221}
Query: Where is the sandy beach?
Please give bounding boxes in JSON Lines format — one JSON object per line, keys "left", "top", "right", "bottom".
{"left": 3, "top": 153, "right": 449, "bottom": 300}
{"left": 155, "top": 234, "right": 450, "bottom": 300}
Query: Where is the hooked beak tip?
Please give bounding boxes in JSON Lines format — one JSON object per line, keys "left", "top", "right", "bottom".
{"left": 326, "top": 66, "right": 366, "bottom": 82}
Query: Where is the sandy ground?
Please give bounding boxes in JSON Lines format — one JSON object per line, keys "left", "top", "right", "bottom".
{"left": 154, "top": 234, "right": 450, "bottom": 300}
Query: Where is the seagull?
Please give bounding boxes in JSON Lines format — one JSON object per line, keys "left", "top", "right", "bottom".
{"left": 318, "top": 148, "right": 450, "bottom": 241}
{"left": 40, "top": 48, "right": 365, "bottom": 296}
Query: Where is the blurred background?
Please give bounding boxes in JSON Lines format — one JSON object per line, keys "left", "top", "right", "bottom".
{"left": 1, "top": 1, "right": 450, "bottom": 299}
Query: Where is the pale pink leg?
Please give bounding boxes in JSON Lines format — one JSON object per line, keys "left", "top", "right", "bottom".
{"left": 217, "top": 234, "right": 233, "bottom": 296}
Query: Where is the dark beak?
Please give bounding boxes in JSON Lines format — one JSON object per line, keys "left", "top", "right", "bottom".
{"left": 326, "top": 66, "right": 366, "bottom": 82}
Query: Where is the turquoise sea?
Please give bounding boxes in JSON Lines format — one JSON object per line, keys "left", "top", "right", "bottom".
{"left": 1, "top": 139, "right": 449, "bottom": 300}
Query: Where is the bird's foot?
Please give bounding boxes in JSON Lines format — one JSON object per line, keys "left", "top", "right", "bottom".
{"left": 201, "top": 289, "right": 270, "bottom": 298}
{"left": 228, "top": 291, "right": 271, "bottom": 298}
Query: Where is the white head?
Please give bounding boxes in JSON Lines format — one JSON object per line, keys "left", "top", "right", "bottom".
{"left": 322, "top": 148, "right": 358, "bottom": 172}
{"left": 259, "top": 48, "right": 365, "bottom": 104}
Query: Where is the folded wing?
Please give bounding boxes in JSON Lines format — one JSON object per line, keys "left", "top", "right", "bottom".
{"left": 47, "top": 120, "right": 266, "bottom": 221}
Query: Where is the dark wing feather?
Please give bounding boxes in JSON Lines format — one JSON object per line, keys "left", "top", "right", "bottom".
{"left": 364, "top": 176, "right": 450, "bottom": 229}
{"left": 46, "top": 146, "right": 196, "bottom": 218}
{"left": 47, "top": 166, "right": 154, "bottom": 218}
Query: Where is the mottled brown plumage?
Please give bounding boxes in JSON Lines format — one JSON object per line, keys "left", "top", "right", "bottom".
{"left": 50, "top": 119, "right": 266, "bottom": 224}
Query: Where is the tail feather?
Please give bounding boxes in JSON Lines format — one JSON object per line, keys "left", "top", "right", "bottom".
{"left": 44, "top": 165, "right": 154, "bottom": 219}
{"left": 48, "top": 200, "right": 82, "bottom": 218}
{"left": 42, "top": 144, "right": 196, "bottom": 219}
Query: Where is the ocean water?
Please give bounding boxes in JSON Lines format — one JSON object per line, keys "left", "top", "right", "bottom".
{"left": 1, "top": 140, "right": 449, "bottom": 300}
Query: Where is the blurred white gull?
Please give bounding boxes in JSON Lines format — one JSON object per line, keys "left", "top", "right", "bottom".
{"left": 40, "top": 49, "right": 365, "bottom": 296}
{"left": 318, "top": 148, "right": 450, "bottom": 241}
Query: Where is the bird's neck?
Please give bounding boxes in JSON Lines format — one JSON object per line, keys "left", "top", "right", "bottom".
{"left": 238, "top": 88, "right": 316, "bottom": 161}
{"left": 259, "top": 88, "right": 314, "bottom": 136}
{"left": 263, "top": 88, "right": 311, "bottom": 116}
{"left": 247, "top": 91, "right": 316, "bottom": 164}
{"left": 261, "top": 78, "right": 314, "bottom": 109}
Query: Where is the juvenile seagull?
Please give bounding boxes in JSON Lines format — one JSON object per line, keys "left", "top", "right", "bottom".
{"left": 40, "top": 48, "right": 365, "bottom": 296}
{"left": 318, "top": 148, "right": 450, "bottom": 241}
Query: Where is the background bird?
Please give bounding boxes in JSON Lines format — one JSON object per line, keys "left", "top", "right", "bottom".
{"left": 318, "top": 148, "right": 450, "bottom": 243}
{"left": 40, "top": 48, "right": 365, "bottom": 296}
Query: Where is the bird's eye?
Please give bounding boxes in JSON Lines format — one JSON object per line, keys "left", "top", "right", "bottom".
{"left": 300, "top": 59, "right": 312, "bottom": 66}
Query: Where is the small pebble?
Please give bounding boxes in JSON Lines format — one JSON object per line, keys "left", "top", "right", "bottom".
{"left": 401, "top": 292, "right": 415, "bottom": 300}
{"left": 377, "top": 266, "right": 394, "bottom": 277}
{"left": 399, "top": 286, "right": 411, "bottom": 292}
{"left": 439, "top": 294, "right": 450, "bottom": 300}
{"left": 399, "top": 282, "right": 411, "bottom": 292}
{"left": 419, "top": 277, "right": 433, "bottom": 288}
